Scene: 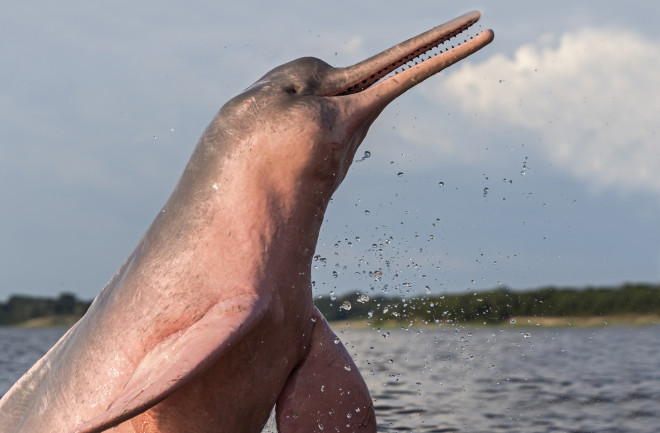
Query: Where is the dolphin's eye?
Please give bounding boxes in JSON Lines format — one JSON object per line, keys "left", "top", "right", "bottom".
{"left": 285, "top": 87, "right": 297, "bottom": 94}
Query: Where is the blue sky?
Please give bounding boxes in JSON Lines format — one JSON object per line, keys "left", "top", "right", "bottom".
{"left": 2, "top": 1, "right": 659, "bottom": 301}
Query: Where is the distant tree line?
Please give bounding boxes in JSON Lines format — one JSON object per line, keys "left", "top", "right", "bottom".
{"left": 0, "top": 293, "right": 91, "bottom": 326}
{"left": 1, "top": 284, "right": 659, "bottom": 326}
{"left": 315, "top": 283, "right": 660, "bottom": 324}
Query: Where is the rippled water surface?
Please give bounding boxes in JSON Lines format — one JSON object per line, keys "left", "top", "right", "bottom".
{"left": 2, "top": 325, "right": 658, "bottom": 432}
{"left": 345, "top": 324, "right": 660, "bottom": 433}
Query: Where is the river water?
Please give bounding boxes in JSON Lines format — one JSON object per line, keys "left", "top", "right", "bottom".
{"left": 1, "top": 324, "right": 658, "bottom": 432}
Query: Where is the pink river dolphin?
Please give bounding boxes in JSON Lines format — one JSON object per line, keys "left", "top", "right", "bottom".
{"left": 0, "top": 11, "right": 493, "bottom": 433}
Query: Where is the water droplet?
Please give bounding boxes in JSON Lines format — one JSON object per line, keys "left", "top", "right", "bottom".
{"left": 318, "top": 423, "right": 324, "bottom": 430}
{"left": 321, "top": 385, "right": 325, "bottom": 392}
{"left": 355, "top": 407, "right": 361, "bottom": 413}
{"left": 510, "top": 318, "right": 517, "bottom": 324}
{"left": 357, "top": 294, "right": 369, "bottom": 303}
{"left": 344, "top": 364, "right": 352, "bottom": 371}
{"left": 364, "top": 209, "right": 371, "bottom": 215}
{"left": 354, "top": 150, "right": 372, "bottom": 163}
{"left": 397, "top": 172, "right": 404, "bottom": 177}
{"left": 330, "top": 291, "right": 336, "bottom": 301}
{"left": 439, "top": 181, "right": 445, "bottom": 187}
{"left": 483, "top": 187, "right": 490, "bottom": 197}
{"left": 310, "top": 317, "right": 317, "bottom": 323}
{"left": 341, "top": 301, "right": 352, "bottom": 311}
{"left": 425, "top": 286, "right": 432, "bottom": 294}
{"left": 332, "top": 271, "right": 338, "bottom": 278}
{"left": 346, "top": 413, "right": 352, "bottom": 419}
{"left": 367, "top": 310, "right": 374, "bottom": 318}
{"left": 370, "top": 270, "right": 383, "bottom": 281}
{"left": 333, "top": 337, "right": 340, "bottom": 344}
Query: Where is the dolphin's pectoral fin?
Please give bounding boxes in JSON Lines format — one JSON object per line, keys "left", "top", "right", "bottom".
{"left": 70, "top": 293, "right": 267, "bottom": 433}
{"left": 276, "top": 309, "right": 376, "bottom": 433}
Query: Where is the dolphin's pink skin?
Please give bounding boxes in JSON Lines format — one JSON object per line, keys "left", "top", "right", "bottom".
{"left": 0, "top": 11, "right": 493, "bottom": 433}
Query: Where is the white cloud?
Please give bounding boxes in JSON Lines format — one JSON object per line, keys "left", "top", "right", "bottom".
{"left": 434, "top": 28, "right": 660, "bottom": 195}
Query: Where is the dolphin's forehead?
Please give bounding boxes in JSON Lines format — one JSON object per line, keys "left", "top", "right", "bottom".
{"left": 246, "top": 57, "right": 335, "bottom": 92}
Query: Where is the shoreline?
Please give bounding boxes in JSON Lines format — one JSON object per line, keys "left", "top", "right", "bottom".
{"left": 3, "top": 313, "right": 659, "bottom": 330}
{"left": 504, "top": 314, "right": 660, "bottom": 328}
{"left": 330, "top": 314, "right": 660, "bottom": 331}
{"left": 2, "top": 315, "right": 81, "bottom": 329}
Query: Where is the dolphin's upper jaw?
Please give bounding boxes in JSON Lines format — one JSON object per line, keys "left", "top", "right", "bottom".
{"left": 324, "top": 10, "right": 494, "bottom": 103}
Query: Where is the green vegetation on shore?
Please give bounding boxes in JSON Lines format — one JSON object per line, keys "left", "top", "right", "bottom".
{"left": 1, "top": 284, "right": 659, "bottom": 327}
{"left": 0, "top": 293, "right": 90, "bottom": 327}
{"left": 315, "top": 283, "right": 660, "bottom": 326}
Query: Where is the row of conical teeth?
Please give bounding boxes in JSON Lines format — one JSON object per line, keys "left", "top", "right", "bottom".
{"left": 337, "top": 21, "right": 480, "bottom": 96}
